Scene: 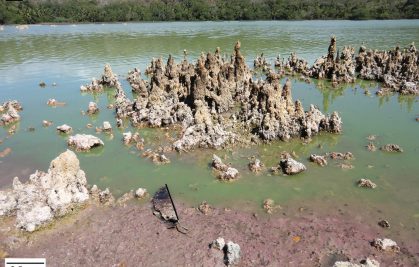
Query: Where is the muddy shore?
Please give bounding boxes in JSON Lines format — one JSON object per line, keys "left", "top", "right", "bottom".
{"left": 1, "top": 200, "right": 418, "bottom": 267}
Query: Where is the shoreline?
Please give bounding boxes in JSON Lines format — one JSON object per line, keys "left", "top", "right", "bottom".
{"left": 1, "top": 200, "right": 418, "bottom": 266}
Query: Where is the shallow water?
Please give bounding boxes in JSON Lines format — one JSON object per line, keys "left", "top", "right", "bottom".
{"left": 1, "top": 21, "right": 419, "bottom": 238}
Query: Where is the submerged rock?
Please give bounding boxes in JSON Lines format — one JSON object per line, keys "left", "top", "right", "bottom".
{"left": 68, "top": 134, "right": 104, "bottom": 151}
{"left": 366, "top": 142, "right": 376, "bottom": 152}
{"left": 0, "top": 100, "right": 22, "bottom": 126}
{"left": 279, "top": 157, "right": 306, "bottom": 175}
{"left": 0, "top": 150, "right": 89, "bottom": 231}
{"left": 309, "top": 154, "right": 327, "bottom": 166}
{"left": 212, "top": 154, "right": 239, "bottom": 181}
{"left": 380, "top": 144, "right": 403, "bottom": 152}
{"left": 248, "top": 157, "right": 264, "bottom": 173}
{"left": 358, "top": 178, "right": 377, "bottom": 189}
{"left": 42, "top": 120, "right": 53, "bottom": 127}
{"left": 86, "top": 102, "right": 99, "bottom": 115}
{"left": 56, "top": 124, "right": 72, "bottom": 134}
{"left": 102, "top": 121, "right": 112, "bottom": 132}
{"left": 328, "top": 151, "right": 354, "bottom": 160}
{"left": 371, "top": 238, "right": 400, "bottom": 252}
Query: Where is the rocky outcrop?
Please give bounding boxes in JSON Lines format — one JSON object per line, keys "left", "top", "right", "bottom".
{"left": 80, "top": 64, "right": 119, "bottom": 92}
{"left": 0, "top": 150, "right": 89, "bottom": 232}
{"left": 68, "top": 134, "right": 104, "bottom": 151}
{"left": 380, "top": 144, "right": 403, "bottom": 152}
{"left": 371, "top": 238, "right": 400, "bottom": 252}
{"left": 212, "top": 154, "right": 239, "bottom": 181}
{"left": 0, "top": 100, "right": 22, "bottom": 126}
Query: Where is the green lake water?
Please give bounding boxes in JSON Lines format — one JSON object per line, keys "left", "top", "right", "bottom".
{"left": 1, "top": 21, "right": 418, "bottom": 238}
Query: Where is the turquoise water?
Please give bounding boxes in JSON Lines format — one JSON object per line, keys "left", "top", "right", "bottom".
{"left": 1, "top": 21, "right": 418, "bottom": 238}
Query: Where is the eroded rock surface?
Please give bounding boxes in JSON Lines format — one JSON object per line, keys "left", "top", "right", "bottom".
{"left": 212, "top": 154, "right": 239, "bottom": 181}
{"left": 0, "top": 150, "right": 89, "bottom": 232}
{"left": 279, "top": 157, "right": 306, "bottom": 175}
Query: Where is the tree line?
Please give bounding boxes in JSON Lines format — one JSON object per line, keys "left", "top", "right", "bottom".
{"left": 1, "top": 0, "right": 418, "bottom": 24}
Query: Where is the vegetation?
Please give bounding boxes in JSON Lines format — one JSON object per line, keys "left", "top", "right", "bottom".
{"left": 1, "top": 0, "right": 418, "bottom": 24}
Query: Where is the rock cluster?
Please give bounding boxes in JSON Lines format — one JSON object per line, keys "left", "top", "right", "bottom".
{"left": 0, "top": 150, "right": 89, "bottom": 232}
{"left": 248, "top": 157, "right": 263, "bottom": 172}
{"left": 212, "top": 154, "right": 239, "bottom": 181}
{"left": 106, "top": 42, "right": 341, "bottom": 152}
{"left": 356, "top": 42, "right": 418, "bottom": 95}
{"left": 0, "top": 100, "right": 22, "bottom": 126}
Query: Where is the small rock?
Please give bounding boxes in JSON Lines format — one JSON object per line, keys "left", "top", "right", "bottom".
{"left": 367, "top": 135, "right": 377, "bottom": 141}
{"left": 328, "top": 152, "right": 354, "bottom": 160}
{"left": 102, "top": 121, "right": 112, "bottom": 132}
{"left": 339, "top": 163, "right": 354, "bottom": 169}
{"left": 39, "top": 81, "right": 46, "bottom": 87}
{"left": 279, "top": 157, "right": 306, "bottom": 175}
{"left": 263, "top": 198, "right": 275, "bottom": 214}
{"left": 366, "top": 142, "right": 376, "bottom": 152}
{"left": 334, "top": 258, "right": 380, "bottom": 267}
{"left": 212, "top": 154, "right": 239, "bottom": 181}
{"left": 47, "top": 99, "right": 56, "bottom": 106}
{"left": 56, "top": 124, "right": 72, "bottom": 134}
{"left": 98, "top": 188, "right": 115, "bottom": 205}
{"left": 378, "top": 220, "right": 390, "bottom": 228}
{"left": 86, "top": 123, "right": 93, "bottom": 128}
{"left": 42, "top": 120, "right": 53, "bottom": 127}
{"left": 371, "top": 238, "right": 400, "bottom": 252}
{"left": 248, "top": 158, "right": 263, "bottom": 172}
{"left": 135, "top": 188, "right": 147, "bottom": 199}
{"left": 116, "top": 191, "right": 134, "bottom": 205}
{"left": 225, "top": 241, "right": 241, "bottom": 266}
{"left": 211, "top": 237, "right": 225, "bottom": 250}
{"left": 358, "top": 178, "right": 377, "bottom": 189}
{"left": 86, "top": 102, "right": 99, "bottom": 115}
{"left": 198, "top": 201, "right": 211, "bottom": 215}
{"left": 309, "top": 154, "right": 327, "bottom": 166}
{"left": 380, "top": 144, "right": 403, "bottom": 153}
{"left": 67, "top": 134, "right": 104, "bottom": 151}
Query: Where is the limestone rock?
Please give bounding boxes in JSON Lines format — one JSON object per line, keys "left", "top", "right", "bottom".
{"left": 211, "top": 237, "right": 225, "bottom": 251}
{"left": 309, "top": 154, "right": 327, "bottom": 166}
{"left": 225, "top": 241, "right": 241, "bottom": 266}
{"left": 0, "top": 150, "right": 89, "bottom": 231}
{"left": 56, "top": 124, "right": 72, "bottom": 133}
{"left": 279, "top": 157, "right": 306, "bottom": 175}
{"left": 135, "top": 188, "right": 147, "bottom": 199}
{"left": 380, "top": 144, "right": 403, "bottom": 152}
{"left": 358, "top": 178, "right": 377, "bottom": 189}
{"left": 86, "top": 102, "right": 99, "bottom": 115}
{"left": 371, "top": 238, "right": 400, "bottom": 252}
{"left": 68, "top": 134, "right": 104, "bottom": 151}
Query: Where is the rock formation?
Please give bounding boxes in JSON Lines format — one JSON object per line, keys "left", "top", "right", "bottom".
{"left": 56, "top": 124, "right": 72, "bottom": 133}
{"left": 356, "top": 42, "right": 418, "bottom": 95}
{"left": 371, "top": 238, "right": 400, "bottom": 252}
{"left": 0, "top": 150, "right": 89, "bottom": 232}
{"left": 105, "top": 43, "right": 342, "bottom": 152}
{"left": 380, "top": 144, "right": 403, "bottom": 152}
{"left": 358, "top": 178, "right": 377, "bottom": 189}
{"left": 279, "top": 157, "right": 306, "bottom": 175}
{"left": 0, "top": 100, "right": 22, "bottom": 126}
{"left": 80, "top": 64, "right": 119, "bottom": 92}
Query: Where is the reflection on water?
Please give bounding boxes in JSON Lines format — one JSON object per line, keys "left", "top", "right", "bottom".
{"left": 1, "top": 21, "right": 419, "bottom": 239}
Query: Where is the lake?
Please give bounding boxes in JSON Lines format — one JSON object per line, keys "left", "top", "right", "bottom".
{"left": 1, "top": 20, "right": 418, "bottom": 239}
